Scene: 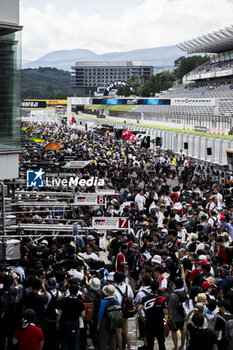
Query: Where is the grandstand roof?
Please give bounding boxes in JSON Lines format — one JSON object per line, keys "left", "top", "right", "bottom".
{"left": 177, "top": 25, "right": 233, "bottom": 54}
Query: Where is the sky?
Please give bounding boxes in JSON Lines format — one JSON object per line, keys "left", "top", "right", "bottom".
{"left": 21, "top": 0, "right": 233, "bottom": 62}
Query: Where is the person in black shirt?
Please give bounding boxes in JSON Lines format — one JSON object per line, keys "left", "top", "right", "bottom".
{"left": 57, "top": 284, "right": 85, "bottom": 350}
{"left": 186, "top": 310, "right": 217, "bottom": 350}
{"left": 138, "top": 280, "right": 167, "bottom": 350}
{"left": 215, "top": 299, "right": 233, "bottom": 350}
{"left": 22, "top": 276, "right": 48, "bottom": 328}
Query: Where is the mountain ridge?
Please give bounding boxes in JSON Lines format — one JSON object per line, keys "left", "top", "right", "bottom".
{"left": 24, "top": 45, "right": 184, "bottom": 70}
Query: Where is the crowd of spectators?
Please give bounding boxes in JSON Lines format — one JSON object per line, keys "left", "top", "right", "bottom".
{"left": 0, "top": 122, "right": 233, "bottom": 350}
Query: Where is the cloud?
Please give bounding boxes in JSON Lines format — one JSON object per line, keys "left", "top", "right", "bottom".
{"left": 21, "top": 0, "right": 233, "bottom": 61}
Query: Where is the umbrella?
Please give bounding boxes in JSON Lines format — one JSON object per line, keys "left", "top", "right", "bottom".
{"left": 45, "top": 142, "right": 64, "bottom": 151}
{"left": 30, "top": 137, "right": 45, "bottom": 143}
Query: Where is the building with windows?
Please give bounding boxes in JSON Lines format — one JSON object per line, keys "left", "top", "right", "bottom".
{"left": 0, "top": 0, "right": 22, "bottom": 180}
{"left": 70, "top": 61, "right": 153, "bottom": 95}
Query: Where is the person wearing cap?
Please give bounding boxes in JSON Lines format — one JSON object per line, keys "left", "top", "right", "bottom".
{"left": 127, "top": 243, "right": 145, "bottom": 292}
{"left": 202, "top": 281, "right": 215, "bottom": 301}
{"left": 114, "top": 272, "right": 133, "bottom": 350}
{"left": 97, "top": 285, "right": 120, "bottom": 350}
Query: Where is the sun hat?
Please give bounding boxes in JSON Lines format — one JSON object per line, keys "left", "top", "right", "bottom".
{"left": 88, "top": 277, "right": 101, "bottom": 291}
{"left": 102, "top": 284, "right": 115, "bottom": 296}
{"left": 189, "top": 233, "right": 198, "bottom": 241}
{"left": 45, "top": 278, "right": 59, "bottom": 290}
{"left": 129, "top": 243, "right": 139, "bottom": 252}
{"left": 198, "top": 255, "right": 209, "bottom": 264}
{"left": 204, "top": 276, "right": 217, "bottom": 287}
{"left": 151, "top": 254, "right": 162, "bottom": 264}
{"left": 142, "top": 221, "right": 150, "bottom": 226}
{"left": 41, "top": 239, "right": 48, "bottom": 245}
{"left": 87, "top": 235, "right": 95, "bottom": 241}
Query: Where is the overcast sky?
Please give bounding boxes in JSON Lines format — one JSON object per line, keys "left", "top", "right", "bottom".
{"left": 21, "top": 0, "right": 233, "bottom": 61}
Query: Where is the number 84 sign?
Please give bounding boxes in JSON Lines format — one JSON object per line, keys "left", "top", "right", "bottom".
{"left": 92, "top": 217, "right": 129, "bottom": 230}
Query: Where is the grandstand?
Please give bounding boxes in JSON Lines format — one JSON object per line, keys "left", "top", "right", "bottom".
{"left": 130, "top": 25, "right": 233, "bottom": 134}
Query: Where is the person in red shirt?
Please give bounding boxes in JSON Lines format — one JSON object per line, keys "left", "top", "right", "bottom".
{"left": 13, "top": 309, "right": 44, "bottom": 350}
{"left": 115, "top": 243, "right": 129, "bottom": 276}
{"left": 215, "top": 237, "right": 228, "bottom": 265}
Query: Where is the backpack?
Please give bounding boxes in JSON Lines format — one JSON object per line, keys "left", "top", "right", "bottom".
{"left": 205, "top": 312, "right": 217, "bottom": 330}
{"left": 45, "top": 291, "right": 59, "bottom": 321}
{"left": 82, "top": 293, "right": 94, "bottom": 323}
{"left": 106, "top": 299, "right": 124, "bottom": 331}
{"left": 174, "top": 291, "right": 188, "bottom": 315}
{"left": 0, "top": 289, "right": 15, "bottom": 320}
{"left": 116, "top": 286, "right": 136, "bottom": 319}
{"left": 192, "top": 266, "right": 203, "bottom": 286}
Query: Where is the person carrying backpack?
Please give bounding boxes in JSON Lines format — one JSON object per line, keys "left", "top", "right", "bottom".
{"left": 97, "top": 284, "right": 123, "bottom": 350}
{"left": 138, "top": 280, "right": 167, "bottom": 350}
{"left": 168, "top": 277, "right": 187, "bottom": 350}
{"left": 44, "top": 278, "right": 61, "bottom": 350}
{"left": 215, "top": 299, "right": 233, "bottom": 350}
{"left": 86, "top": 277, "right": 102, "bottom": 350}
{"left": 114, "top": 272, "right": 135, "bottom": 350}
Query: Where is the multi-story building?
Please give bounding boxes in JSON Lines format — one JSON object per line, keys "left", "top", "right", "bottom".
{"left": 0, "top": 1, "right": 22, "bottom": 181}
{"left": 70, "top": 61, "right": 153, "bottom": 95}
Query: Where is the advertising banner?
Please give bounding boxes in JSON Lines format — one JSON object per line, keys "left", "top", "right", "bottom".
{"left": 216, "top": 69, "right": 233, "bottom": 77}
{"left": 171, "top": 98, "right": 215, "bottom": 106}
{"left": 21, "top": 101, "right": 47, "bottom": 108}
{"left": 194, "top": 126, "right": 207, "bottom": 132}
{"left": 64, "top": 161, "right": 92, "bottom": 168}
{"left": 97, "top": 189, "right": 119, "bottom": 196}
{"left": 74, "top": 194, "right": 106, "bottom": 206}
{"left": 92, "top": 217, "right": 129, "bottom": 230}
{"left": 186, "top": 74, "right": 200, "bottom": 80}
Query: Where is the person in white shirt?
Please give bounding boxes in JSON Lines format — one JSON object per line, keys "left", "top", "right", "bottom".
{"left": 156, "top": 204, "right": 166, "bottom": 225}
{"left": 135, "top": 189, "right": 146, "bottom": 212}
{"left": 135, "top": 275, "right": 152, "bottom": 349}
{"left": 83, "top": 244, "right": 99, "bottom": 262}
{"left": 114, "top": 272, "right": 134, "bottom": 350}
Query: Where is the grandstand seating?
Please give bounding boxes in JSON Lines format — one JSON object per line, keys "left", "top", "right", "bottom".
{"left": 130, "top": 83, "right": 233, "bottom": 120}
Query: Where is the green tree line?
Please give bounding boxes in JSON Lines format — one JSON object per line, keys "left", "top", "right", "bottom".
{"left": 21, "top": 56, "right": 209, "bottom": 99}
{"left": 118, "top": 55, "right": 209, "bottom": 97}
{"left": 21, "top": 67, "right": 71, "bottom": 99}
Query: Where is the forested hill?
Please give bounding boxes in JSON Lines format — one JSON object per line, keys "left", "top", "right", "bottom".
{"left": 21, "top": 67, "right": 70, "bottom": 99}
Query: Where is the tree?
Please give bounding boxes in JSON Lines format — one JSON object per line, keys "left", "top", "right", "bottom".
{"left": 173, "top": 55, "right": 209, "bottom": 82}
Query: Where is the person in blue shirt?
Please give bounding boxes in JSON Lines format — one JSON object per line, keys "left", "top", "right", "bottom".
{"left": 97, "top": 285, "right": 120, "bottom": 350}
